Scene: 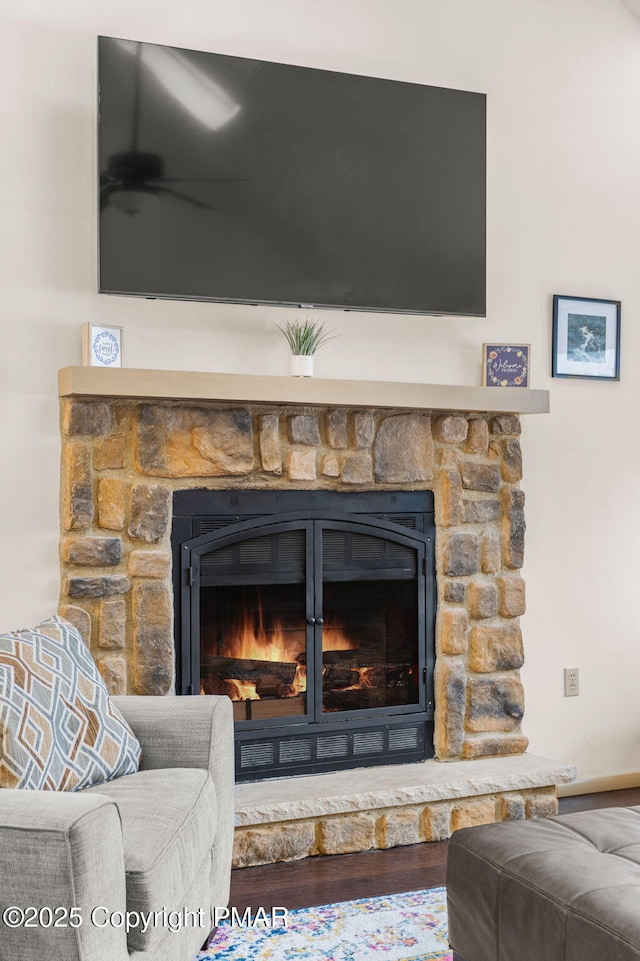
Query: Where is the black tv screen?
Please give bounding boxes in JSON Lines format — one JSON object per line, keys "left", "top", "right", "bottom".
{"left": 98, "top": 37, "right": 486, "bottom": 316}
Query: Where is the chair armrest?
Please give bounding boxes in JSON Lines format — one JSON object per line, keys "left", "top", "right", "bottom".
{"left": 113, "top": 694, "right": 235, "bottom": 910}
{"left": 112, "top": 693, "right": 233, "bottom": 775}
{"left": 113, "top": 694, "right": 234, "bottom": 823}
{"left": 0, "top": 790, "right": 128, "bottom": 961}
{"left": 113, "top": 694, "right": 236, "bottom": 914}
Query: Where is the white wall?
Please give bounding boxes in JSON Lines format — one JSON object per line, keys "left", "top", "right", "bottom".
{"left": 1, "top": 0, "right": 639, "bottom": 782}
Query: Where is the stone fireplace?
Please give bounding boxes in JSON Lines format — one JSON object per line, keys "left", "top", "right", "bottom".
{"left": 58, "top": 367, "right": 573, "bottom": 866}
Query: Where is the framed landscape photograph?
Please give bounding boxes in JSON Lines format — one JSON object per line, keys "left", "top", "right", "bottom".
{"left": 552, "top": 295, "right": 620, "bottom": 381}
{"left": 483, "top": 344, "right": 530, "bottom": 387}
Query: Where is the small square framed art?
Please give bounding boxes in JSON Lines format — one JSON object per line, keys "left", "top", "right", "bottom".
{"left": 483, "top": 344, "right": 530, "bottom": 387}
{"left": 552, "top": 295, "right": 620, "bottom": 381}
{"left": 83, "top": 323, "right": 123, "bottom": 368}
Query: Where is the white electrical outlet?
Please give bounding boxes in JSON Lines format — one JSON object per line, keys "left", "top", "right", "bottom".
{"left": 564, "top": 668, "right": 579, "bottom": 697}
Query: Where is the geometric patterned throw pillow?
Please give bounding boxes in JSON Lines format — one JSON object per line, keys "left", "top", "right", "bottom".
{"left": 0, "top": 615, "right": 141, "bottom": 791}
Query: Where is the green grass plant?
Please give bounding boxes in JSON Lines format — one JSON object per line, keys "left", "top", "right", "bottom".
{"left": 276, "top": 318, "right": 338, "bottom": 355}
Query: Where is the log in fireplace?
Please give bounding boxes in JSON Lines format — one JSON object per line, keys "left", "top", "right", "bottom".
{"left": 172, "top": 490, "right": 436, "bottom": 781}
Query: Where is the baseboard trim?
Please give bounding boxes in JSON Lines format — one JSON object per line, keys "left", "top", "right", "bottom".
{"left": 557, "top": 772, "right": 640, "bottom": 797}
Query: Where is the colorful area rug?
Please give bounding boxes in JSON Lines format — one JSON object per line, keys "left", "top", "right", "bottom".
{"left": 197, "top": 886, "right": 451, "bottom": 960}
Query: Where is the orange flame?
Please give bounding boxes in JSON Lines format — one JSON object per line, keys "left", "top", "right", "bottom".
{"left": 226, "top": 679, "right": 260, "bottom": 700}
{"left": 226, "top": 599, "right": 303, "bottom": 664}
{"left": 321, "top": 627, "right": 358, "bottom": 651}
{"left": 221, "top": 598, "right": 359, "bottom": 701}
{"left": 342, "top": 667, "right": 377, "bottom": 691}
{"left": 290, "top": 664, "right": 306, "bottom": 697}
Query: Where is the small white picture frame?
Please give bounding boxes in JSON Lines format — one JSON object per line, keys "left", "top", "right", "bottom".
{"left": 83, "top": 323, "right": 123, "bottom": 368}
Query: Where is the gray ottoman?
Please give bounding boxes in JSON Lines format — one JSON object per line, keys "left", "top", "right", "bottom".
{"left": 447, "top": 806, "right": 640, "bottom": 961}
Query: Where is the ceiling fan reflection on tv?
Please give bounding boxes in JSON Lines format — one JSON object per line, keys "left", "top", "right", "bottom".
{"left": 100, "top": 39, "right": 246, "bottom": 215}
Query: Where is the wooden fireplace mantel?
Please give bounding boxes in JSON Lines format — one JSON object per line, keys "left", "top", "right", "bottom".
{"left": 58, "top": 367, "right": 550, "bottom": 414}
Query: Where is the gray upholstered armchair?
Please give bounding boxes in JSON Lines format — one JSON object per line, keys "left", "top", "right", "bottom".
{"left": 0, "top": 695, "right": 234, "bottom": 961}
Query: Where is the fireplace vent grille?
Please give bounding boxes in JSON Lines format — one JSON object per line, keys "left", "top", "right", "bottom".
{"left": 201, "top": 530, "right": 305, "bottom": 576}
{"left": 389, "top": 727, "right": 419, "bottom": 750}
{"left": 323, "top": 530, "right": 416, "bottom": 572}
{"left": 317, "top": 735, "right": 349, "bottom": 758}
{"left": 196, "top": 513, "right": 419, "bottom": 533}
{"left": 353, "top": 731, "right": 385, "bottom": 754}
{"left": 387, "top": 515, "right": 418, "bottom": 529}
{"left": 236, "top": 722, "right": 426, "bottom": 774}
{"left": 240, "top": 742, "right": 274, "bottom": 768}
{"left": 279, "top": 740, "right": 313, "bottom": 763}
{"left": 198, "top": 517, "right": 247, "bottom": 533}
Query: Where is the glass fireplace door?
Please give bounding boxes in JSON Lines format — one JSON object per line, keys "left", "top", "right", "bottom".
{"left": 316, "top": 522, "right": 425, "bottom": 719}
{"left": 194, "top": 521, "right": 315, "bottom": 724}
{"left": 189, "top": 515, "right": 428, "bottom": 729}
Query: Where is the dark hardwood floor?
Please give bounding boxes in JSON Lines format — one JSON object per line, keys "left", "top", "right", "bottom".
{"left": 555, "top": 785, "right": 640, "bottom": 813}
{"left": 230, "top": 786, "right": 640, "bottom": 912}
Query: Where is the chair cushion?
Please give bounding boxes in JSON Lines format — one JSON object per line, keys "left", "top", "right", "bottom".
{"left": 85, "top": 767, "right": 217, "bottom": 952}
{"left": 0, "top": 615, "right": 140, "bottom": 791}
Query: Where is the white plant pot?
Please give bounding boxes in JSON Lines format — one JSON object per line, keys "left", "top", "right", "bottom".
{"left": 291, "top": 355, "right": 315, "bottom": 377}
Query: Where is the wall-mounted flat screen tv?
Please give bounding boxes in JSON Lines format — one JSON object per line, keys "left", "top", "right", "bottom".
{"left": 98, "top": 37, "right": 486, "bottom": 316}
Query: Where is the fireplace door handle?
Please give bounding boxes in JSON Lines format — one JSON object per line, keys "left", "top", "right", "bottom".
{"left": 307, "top": 617, "right": 324, "bottom": 625}
{"left": 316, "top": 617, "right": 324, "bottom": 625}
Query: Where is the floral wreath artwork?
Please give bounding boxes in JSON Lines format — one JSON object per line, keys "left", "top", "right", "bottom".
{"left": 92, "top": 329, "right": 120, "bottom": 366}
{"left": 483, "top": 344, "right": 530, "bottom": 388}
{"left": 83, "top": 323, "right": 123, "bottom": 368}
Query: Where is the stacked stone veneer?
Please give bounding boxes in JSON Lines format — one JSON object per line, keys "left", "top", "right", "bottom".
{"left": 59, "top": 398, "right": 540, "bottom": 861}
{"left": 233, "top": 787, "right": 558, "bottom": 867}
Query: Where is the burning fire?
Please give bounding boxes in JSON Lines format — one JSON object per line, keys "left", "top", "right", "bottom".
{"left": 229, "top": 600, "right": 304, "bottom": 664}
{"left": 320, "top": 627, "right": 358, "bottom": 651}
{"left": 220, "top": 600, "right": 358, "bottom": 701}
{"left": 226, "top": 679, "right": 261, "bottom": 700}
{"left": 342, "top": 667, "right": 378, "bottom": 691}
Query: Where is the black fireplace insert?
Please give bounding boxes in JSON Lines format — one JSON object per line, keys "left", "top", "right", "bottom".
{"left": 172, "top": 490, "right": 435, "bottom": 780}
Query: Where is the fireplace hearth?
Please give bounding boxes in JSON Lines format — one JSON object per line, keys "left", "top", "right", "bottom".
{"left": 172, "top": 490, "right": 436, "bottom": 780}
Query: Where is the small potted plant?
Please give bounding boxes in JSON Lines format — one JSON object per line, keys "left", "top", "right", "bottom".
{"left": 277, "top": 317, "right": 338, "bottom": 377}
